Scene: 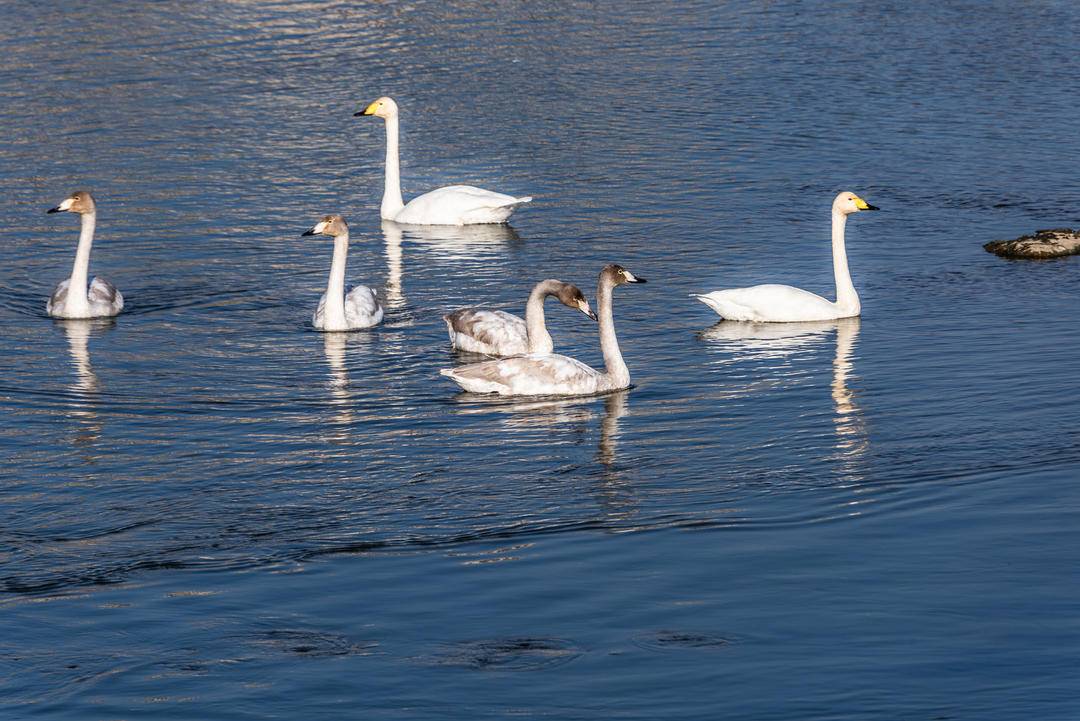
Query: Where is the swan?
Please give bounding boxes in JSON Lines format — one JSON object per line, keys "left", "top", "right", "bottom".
{"left": 444, "top": 279, "right": 597, "bottom": 357}
{"left": 440, "top": 264, "right": 645, "bottom": 396}
{"left": 693, "top": 191, "right": 878, "bottom": 322}
{"left": 45, "top": 191, "right": 124, "bottom": 318}
{"left": 302, "top": 215, "right": 384, "bottom": 331}
{"left": 355, "top": 96, "right": 532, "bottom": 225}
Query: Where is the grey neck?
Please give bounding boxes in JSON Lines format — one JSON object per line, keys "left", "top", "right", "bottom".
{"left": 524, "top": 279, "right": 562, "bottom": 354}
{"left": 596, "top": 276, "right": 629, "bottom": 388}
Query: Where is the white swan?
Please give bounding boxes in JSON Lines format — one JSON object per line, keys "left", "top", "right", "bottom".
{"left": 302, "top": 215, "right": 384, "bottom": 331}
{"left": 440, "top": 264, "right": 645, "bottom": 396}
{"left": 693, "top": 191, "right": 878, "bottom": 322}
{"left": 444, "top": 279, "right": 597, "bottom": 357}
{"left": 46, "top": 191, "right": 124, "bottom": 319}
{"left": 355, "top": 96, "right": 532, "bottom": 225}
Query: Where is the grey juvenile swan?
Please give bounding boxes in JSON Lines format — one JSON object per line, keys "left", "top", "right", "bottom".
{"left": 302, "top": 215, "right": 384, "bottom": 331}
{"left": 444, "top": 279, "right": 597, "bottom": 357}
{"left": 46, "top": 191, "right": 124, "bottom": 318}
{"left": 440, "top": 264, "right": 645, "bottom": 396}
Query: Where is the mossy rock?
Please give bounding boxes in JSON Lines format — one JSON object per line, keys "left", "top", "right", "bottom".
{"left": 984, "top": 228, "right": 1080, "bottom": 259}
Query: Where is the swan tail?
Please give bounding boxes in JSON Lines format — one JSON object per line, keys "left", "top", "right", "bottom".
{"left": 490, "top": 195, "right": 532, "bottom": 210}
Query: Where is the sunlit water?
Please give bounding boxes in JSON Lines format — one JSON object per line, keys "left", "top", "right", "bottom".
{"left": 2, "top": 1, "right": 1080, "bottom": 718}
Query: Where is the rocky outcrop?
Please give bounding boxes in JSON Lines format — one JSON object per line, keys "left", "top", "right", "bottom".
{"left": 984, "top": 228, "right": 1080, "bottom": 259}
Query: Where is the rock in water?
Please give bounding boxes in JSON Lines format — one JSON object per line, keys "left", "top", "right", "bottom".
{"left": 984, "top": 228, "right": 1080, "bottom": 259}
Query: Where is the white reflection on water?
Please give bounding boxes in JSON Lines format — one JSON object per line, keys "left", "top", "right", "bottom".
{"left": 592, "top": 390, "right": 638, "bottom": 523}
{"left": 451, "top": 389, "right": 638, "bottom": 521}
{"left": 322, "top": 333, "right": 353, "bottom": 434}
{"left": 830, "top": 318, "right": 870, "bottom": 499}
{"left": 59, "top": 319, "right": 110, "bottom": 446}
{"left": 381, "top": 220, "right": 405, "bottom": 309}
{"left": 699, "top": 319, "right": 838, "bottom": 361}
{"left": 831, "top": 318, "right": 865, "bottom": 450}
{"left": 395, "top": 221, "right": 521, "bottom": 260}
{"left": 699, "top": 317, "right": 869, "bottom": 481}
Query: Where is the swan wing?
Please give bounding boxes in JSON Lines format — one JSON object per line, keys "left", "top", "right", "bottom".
{"left": 47, "top": 277, "right": 123, "bottom": 317}
{"left": 440, "top": 353, "right": 602, "bottom": 396}
{"left": 694, "top": 284, "right": 840, "bottom": 322}
{"left": 443, "top": 308, "right": 528, "bottom": 356}
{"left": 344, "top": 285, "right": 384, "bottom": 328}
{"left": 396, "top": 185, "right": 532, "bottom": 225}
{"left": 313, "top": 292, "right": 328, "bottom": 327}
{"left": 47, "top": 278, "right": 71, "bottom": 315}
{"left": 89, "top": 276, "right": 124, "bottom": 314}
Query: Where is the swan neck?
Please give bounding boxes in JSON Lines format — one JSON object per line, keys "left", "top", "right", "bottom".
{"left": 68, "top": 212, "right": 96, "bottom": 310}
{"left": 325, "top": 232, "right": 349, "bottom": 328}
{"left": 381, "top": 115, "right": 405, "bottom": 220}
{"left": 597, "top": 277, "right": 629, "bottom": 387}
{"left": 524, "top": 280, "right": 560, "bottom": 355}
{"left": 831, "top": 210, "right": 859, "bottom": 314}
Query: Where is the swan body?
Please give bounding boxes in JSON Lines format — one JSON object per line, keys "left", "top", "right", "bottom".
{"left": 694, "top": 191, "right": 878, "bottom": 323}
{"left": 303, "top": 215, "right": 384, "bottom": 331}
{"left": 694, "top": 284, "right": 847, "bottom": 322}
{"left": 314, "top": 285, "right": 382, "bottom": 331}
{"left": 444, "top": 279, "right": 596, "bottom": 357}
{"left": 441, "top": 265, "right": 644, "bottom": 396}
{"left": 356, "top": 97, "right": 532, "bottom": 226}
{"left": 46, "top": 191, "right": 123, "bottom": 319}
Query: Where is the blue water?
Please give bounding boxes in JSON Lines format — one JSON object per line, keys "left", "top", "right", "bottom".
{"left": 2, "top": 1, "right": 1079, "bottom": 718}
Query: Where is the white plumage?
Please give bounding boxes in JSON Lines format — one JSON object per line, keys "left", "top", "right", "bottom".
{"left": 302, "top": 215, "right": 384, "bottom": 332}
{"left": 45, "top": 191, "right": 124, "bottom": 319}
{"left": 694, "top": 191, "right": 878, "bottom": 323}
{"left": 314, "top": 284, "right": 383, "bottom": 331}
{"left": 356, "top": 97, "right": 531, "bottom": 226}
{"left": 441, "top": 265, "right": 645, "bottom": 397}
{"left": 444, "top": 279, "right": 596, "bottom": 357}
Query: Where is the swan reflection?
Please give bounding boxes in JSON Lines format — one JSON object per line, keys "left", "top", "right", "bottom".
{"left": 59, "top": 318, "right": 112, "bottom": 445}
{"left": 391, "top": 220, "right": 521, "bottom": 260}
{"left": 381, "top": 220, "right": 405, "bottom": 308}
{"left": 699, "top": 317, "right": 867, "bottom": 467}
{"left": 451, "top": 389, "right": 638, "bottom": 520}
{"left": 830, "top": 317, "right": 867, "bottom": 460}
{"left": 322, "top": 333, "right": 355, "bottom": 434}
{"left": 698, "top": 319, "right": 838, "bottom": 362}
{"left": 592, "top": 390, "right": 638, "bottom": 521}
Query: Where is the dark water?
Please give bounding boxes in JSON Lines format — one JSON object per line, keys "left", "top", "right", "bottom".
{"left": 3, "top": 1, "right": 1080, "bottom": 718}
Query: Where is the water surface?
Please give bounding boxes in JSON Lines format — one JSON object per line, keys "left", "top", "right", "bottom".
{"left": 2, "top": 1, "right": 1079, "bottom": 719}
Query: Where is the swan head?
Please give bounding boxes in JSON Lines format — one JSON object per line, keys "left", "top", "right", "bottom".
{"left": 601, "top": 264, "right": 647, "bottom": 287}
{"left": 555, "top": 282, "right": 598, "bottom": 321}
{"left": 302, "top": 214, "right": 349, "bottom": 237}
{"left": 833, "top": 191, "right": 879, "bottom": 215}
{"left": 47, "top": 190, "right": 95, "bottom": 215}
{"left": 355, "top": 96, "right": 398, "bottom": 120}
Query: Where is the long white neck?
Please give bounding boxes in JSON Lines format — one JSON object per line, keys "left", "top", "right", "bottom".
{"left": 597, "top": 278, "right": 629, "bottom": 388}
{"left": 324, "top": 232, "right": 349, "bottom": 330}
{"left": 831, "top": 210, "right": 859, "bottom": 315}
{"left": 524, "top": 280, "right": 560, "bottom": 354}
{"left": 67, "top": 212, "right": 96, "bottom": 314}
{"left": 380, "top": 115, "right": 405, "bottom": 220}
